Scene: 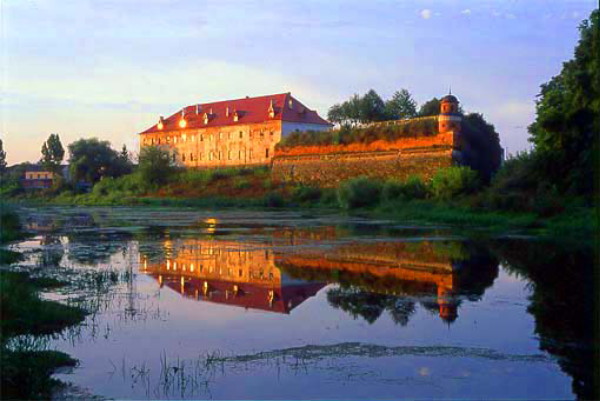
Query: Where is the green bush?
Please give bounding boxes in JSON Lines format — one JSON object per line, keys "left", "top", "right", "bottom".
{"left": 337, "top": 176, "right": 383, "bottom": 209}
{"left": 431, "top": 167, "right": 479, "bottom": 200}
{"left": 276, "top": 118, "right": 439, "bottom": 150}
{"left": 292, "top": 185, "right": 322, "bottom": 204}
{"left": 233, "top": 176, "right": 251, "bottom": 190}
{"left": 382, "top": 176, "right": 428, "bottom": 202}
{"left": 264, "top": 192, "right": 285, "bottom": 208}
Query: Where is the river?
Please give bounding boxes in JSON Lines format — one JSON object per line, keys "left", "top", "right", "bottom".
{"left": 9, "top": 206, "right": 597, "bottom": 400}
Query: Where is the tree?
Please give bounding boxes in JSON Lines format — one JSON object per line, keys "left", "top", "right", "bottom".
{"left": 68, "top": 138, "right": 130, "bottom": 184}
{"left": 0, "top": 138, "right": 6, "bottom": 176}
{"left": 40, "top": 134, "right": 64, "bottom": 173}
{"left": 418, "top": 97, "right": 441, "bottom": 116}
{"left": 528, "top": 9, "right": 598, "bottom": 194}
{"left": 359, "top": 89, "right": 386, "bottom": 122}
{"left": 461, "top": 113, "right": 503, "bottom": 182}
{"left": 384, "top": 89, "right": 417, "bottom": 120}
{"left": 138, "top": 146, "right": 177, "bottom": 186}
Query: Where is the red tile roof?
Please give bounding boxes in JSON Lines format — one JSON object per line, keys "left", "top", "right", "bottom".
{"left": 140, "top": 92, "right": 331, "bottom": 135}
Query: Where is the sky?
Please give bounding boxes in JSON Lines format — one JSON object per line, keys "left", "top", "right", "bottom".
{"left": 1, "top": 0, "right": 597, "bottom": 165}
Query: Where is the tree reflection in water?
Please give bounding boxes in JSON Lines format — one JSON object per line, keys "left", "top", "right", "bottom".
{"left": 493, "top": 240, "right": 598, "bottom": 401}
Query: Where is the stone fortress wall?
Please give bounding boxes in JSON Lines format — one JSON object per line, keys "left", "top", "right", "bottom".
{"left": 271, "top": 129, "right": 455, "bottom": 187}
{"left": 271, "top": 94, "right": 463, "bottom": 187}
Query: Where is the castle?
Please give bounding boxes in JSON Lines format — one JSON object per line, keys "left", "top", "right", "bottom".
{"left": 138, "top": 93, "right": 332, "bottom": 167}
{"left": 139, "top": 92, "right": 497, "bottom": 186}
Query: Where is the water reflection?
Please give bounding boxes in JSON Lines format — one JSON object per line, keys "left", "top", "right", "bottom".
{"left": 13, "top": 208, "right": 599, "bottom": 400}
{"left": 140, "top": 239, "right": 325, "bottom": 313}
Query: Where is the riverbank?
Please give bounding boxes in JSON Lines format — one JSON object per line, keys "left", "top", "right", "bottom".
{"left": 0, "top": 206, "right": 88, "bottom": 399}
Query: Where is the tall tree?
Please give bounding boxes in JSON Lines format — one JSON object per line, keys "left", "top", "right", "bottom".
{"left": 40, "top": 134, "right": 65, "bottom": 173}
{"left": 359, "top": 89, "right": 386, "bottom": 122}
{"left": 0, "top": 138, "right": 6, "bottom": 176}
{"left": 528, "top": 9, "right": 598, "bottom": 194}
{"left": 385, "top": 89, "right": 417, "bottom": 120}
{"left": 68, "top": 138, "right": 130, "bottom": 183}
{"left": 138, "top": 146, "right": 177, "bottom": 186}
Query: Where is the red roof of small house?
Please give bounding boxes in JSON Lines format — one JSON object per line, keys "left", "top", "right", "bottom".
{"left": 139, "top": 93, "right": 332, "bottom": 135}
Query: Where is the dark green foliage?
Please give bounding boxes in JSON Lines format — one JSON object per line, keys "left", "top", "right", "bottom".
{"left": 0, "top": 270, "right": 86, "bottom": 400}
{"left": 292, "top": 185, "right": 323, "bottom": 204}
{"left": 138, "top": 145, "right": 178, "bottom": 186}
{"left": 384, "top": 89, "right": 417, "bottom": 120}
{"left": 68, "top": 138, "right": 132, "bottom": 184}
{"left": 418, "top": 98, "right": 441, "bottom": 116}
{"left": 0, "top": 138, "right": 6, "bottom": 176}
{"left": 460, "top": 113, "right": 503, "bottom": 182}
{"left": 337, "top": 176, "right": 383, "bottom": 209}
{"left": 277, "top": 118, "right": 438, "bottom": 149}
{"left": 527, "top": 10, "right": 598, "bottom": 195}
{"left": 382, "top": 176, "right": 428, "bottom": 202}
{"left": 40, "top": 134, "right": 64, "bottom": 173}
{"left": 0, "top": 205, "right": 24, "bottom": 244}
{"left": 430, "top": 166, "right": 479, "bottom": 200}
{"left": 1, "top": 349, "right": 77, "bottom": 400}
{"left": 0, "top": 271, "right": 87, "bottom": 339}
{"left": 328, "top": 89, "right": 416, "bottom": 125}
{"left": 264, "top": 191, "right": 285, "bottom": 208}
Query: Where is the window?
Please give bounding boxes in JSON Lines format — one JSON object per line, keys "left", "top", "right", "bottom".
{"left": 191, "top": 135, "right": 195, "bottom": 142}
{"left": 190, "top": 153, "right": 194, "bottom": 161}
{"left": 238, "top": 150, "right": 242, "bottom": 160}
{"left": 209, "top": 152, "right": 213, "bottom": 161}
{"left": 265, "top": 148, "right": 269, "bottom": 158}
{"left": 219, "top": 132, "right": 223, "bottom": 140}
{"left": 218, "top": 151, "right": 222, "bottom": 160}
{"left": 228, "top": 132, "right": 232, "bottom": 140}
{"left": 228, "top": 150, "right": 232, "bottom": 160}
{"left": 200, "top": 135, "right": 204, "bottom": 142}
{"left": 239, "top": 131, "right": 243, "bottom": 139}
{"left": 182, "top": 154, "right": 186, "bottom": 162}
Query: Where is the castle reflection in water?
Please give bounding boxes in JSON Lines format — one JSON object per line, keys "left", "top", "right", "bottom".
{"left": 140, "top": 231, "right": 498, "bottom": 322}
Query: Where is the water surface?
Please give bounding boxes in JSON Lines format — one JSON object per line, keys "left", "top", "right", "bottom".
{"left": 11, "top": 207, "right": 596, "bottom": 400}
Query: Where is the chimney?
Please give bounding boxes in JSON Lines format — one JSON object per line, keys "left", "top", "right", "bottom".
{"left": 226, "top": 106, "right": 230, "bottom": 117}
{"left": 196, "top": 104, "right": 200, "bottom": 115}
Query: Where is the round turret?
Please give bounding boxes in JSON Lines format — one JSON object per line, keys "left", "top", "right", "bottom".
{"left": 439, "top": 93, "right": 461, "bottom": 134}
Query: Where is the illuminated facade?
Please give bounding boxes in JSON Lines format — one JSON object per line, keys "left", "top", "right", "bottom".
{"left": 138, "top": 93, "right": 332, "bottom": 168}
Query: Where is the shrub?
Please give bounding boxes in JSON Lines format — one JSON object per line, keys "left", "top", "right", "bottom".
{"left": 337, "top": 176, "right": 382, "bottom": 209}
{"left": 292, "top": 185, "right": 322, "bottom": 204}
{"left": 382, "top": 176, "right": 427, "bottom": 202}
{"left": 233, "top": 177, "right": 251, "bottom": 190}
{"left": 264, "top": 192, "right": 285, "bottom": 208}
{"left": 431, "top": 167, "right": 479, "bottom": 200}
{"left": 138, "top": 146, "right": 178, "bottom": 186}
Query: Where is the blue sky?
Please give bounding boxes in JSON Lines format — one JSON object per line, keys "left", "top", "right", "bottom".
{"left": 1, "top": 0, "right": 597, "bottom": 164}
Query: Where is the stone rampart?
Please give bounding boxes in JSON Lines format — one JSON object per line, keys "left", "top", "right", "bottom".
{"left": 272, "top": 133, "right": 455, "bottom": 187}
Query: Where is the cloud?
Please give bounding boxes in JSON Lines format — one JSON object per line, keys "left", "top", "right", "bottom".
{"left": 420, "top": 9, "right": 432, "bottom": 20}
{"left": 461, "top": 9, "right": 471, "bottom": 16}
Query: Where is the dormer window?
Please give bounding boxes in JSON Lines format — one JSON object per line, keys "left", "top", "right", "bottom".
{"left": 233, "top": 110, "right": 239, "bottom": 122}
{"left": 179, "top": 119, "right": 187, "bottom": 128}
{"left": 288, "top": 99, "right": 293, "bottom": 109}
{"left": 203, "top": 112, "right": 209, "bottom": 125}
{"left": 268, "top": 100, "right": 275, "bottom": 118}
{"left": 157, "top": 116, "right": 164, "bottom": 130}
